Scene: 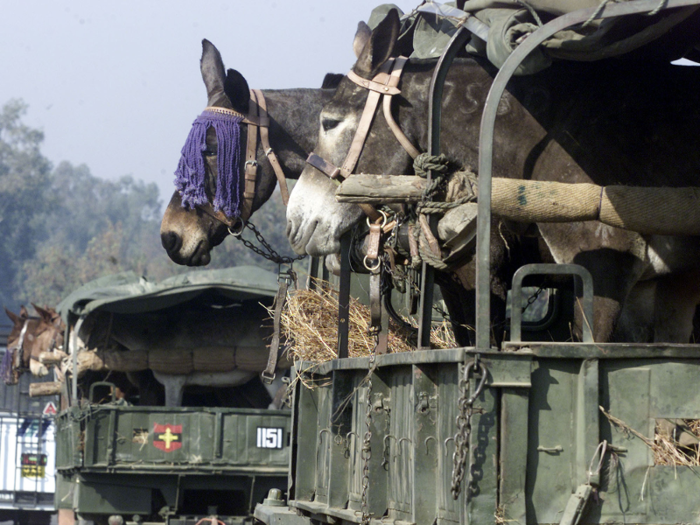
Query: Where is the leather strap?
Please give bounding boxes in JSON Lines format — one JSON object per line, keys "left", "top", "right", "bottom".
{"left": 262, "top": 274, "right": 291, "bottom": 384}
{"left": 240, "top": 90, "right": 260, "bottom": 221}
{"left": 206, "top": 88, "right": 293, "bottom": 222}
{"left": 347, "top": 70, "right": 401, "bottom": 95}
{"left": 204, "top": 106, "right": 269, "bottom": 127}
{"left": 253, "top": 89, "right": 290, "bottom": 206}
{"left": 305, "top": 57, "right": 416, "bottom": 224}
{"left": 306, "top": 153, "right": 342, "bottom": 181}
{"left": 381, "top": 57, "right": 419, "bottom": 159}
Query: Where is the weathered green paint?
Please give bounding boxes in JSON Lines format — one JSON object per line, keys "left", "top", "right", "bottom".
{"left": 260, "top": 345, "right": 700, "bottom": 525}
{"left": 55, "top": 405, "right": 290, "bottom": 519}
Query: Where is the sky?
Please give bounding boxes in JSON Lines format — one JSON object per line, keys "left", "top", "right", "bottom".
{"left": 0, "top": 1, "right": 416, "bottom": 204}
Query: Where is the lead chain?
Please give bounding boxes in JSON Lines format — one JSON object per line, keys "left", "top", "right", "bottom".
{"left": 450, "top": 359, "right": 488, "bottom": 499}
{"left": 360, "top": 331, "right": 378, "bottom": 524}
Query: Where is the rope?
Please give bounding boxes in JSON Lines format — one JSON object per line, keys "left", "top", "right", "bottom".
{"left": 414, "top": 153, "right": 450, "bottom": 200}
{"left": 516, "top": 0, "right": 544, "bottom": 26}
{"left": 407, "top": 155, "right": 478, "bottom": 271}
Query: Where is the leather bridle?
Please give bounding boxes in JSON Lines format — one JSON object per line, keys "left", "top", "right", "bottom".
{"left": 203, "top": 88, "right": 291, "bottom": 227}
{"left": 305, "top": 57, "right": 420, "bottom": 222}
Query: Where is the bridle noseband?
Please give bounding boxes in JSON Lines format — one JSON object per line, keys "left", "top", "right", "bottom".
{"left": 305, "top": 57, "right": 420, "bottom": 222}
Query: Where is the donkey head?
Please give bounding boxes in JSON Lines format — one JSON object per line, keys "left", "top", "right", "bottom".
{"left": 160, "top": 40, "right": 261, "bottom": 266}
{"left": 286, "top": 10, "right": 414, "bottom": 256}
{"left": 4, "top": 305, "right": 63, "bottom": 381}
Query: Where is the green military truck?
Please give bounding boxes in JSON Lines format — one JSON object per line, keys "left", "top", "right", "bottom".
{"left": 52, "top": 268, "right": 291, "bottom": 525}
{"left": 253, "top": 1, "right": 700, "bottom": 524}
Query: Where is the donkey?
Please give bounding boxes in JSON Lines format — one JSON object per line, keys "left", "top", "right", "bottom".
{"left": 4, "top": 305, "right": 64, "bottom": 383}
{"left": 160, "top": 39, "right": 342, "bottom": 266}
{"left": 285, "top": 10, "right": 700, "bottom": 343}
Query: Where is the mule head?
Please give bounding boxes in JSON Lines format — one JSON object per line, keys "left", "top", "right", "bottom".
{"left": 3, "top": 305, "right": 59, "bottom": 381}
{"left": 286, "top": 10, "right": 413, "bottom": 256}
{"left": 161, "top": 40, "right": 268, "bottom": 266}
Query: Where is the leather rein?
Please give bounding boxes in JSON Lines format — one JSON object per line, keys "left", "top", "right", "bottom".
{"left": 205, "top": 88, "right": 291, "bottom": 227}
{"left": 305, "top": 57, "right": 420, "bottom": 222}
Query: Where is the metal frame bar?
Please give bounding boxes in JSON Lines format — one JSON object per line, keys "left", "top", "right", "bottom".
{"left": 475, "top": 0, "right": 700, "bottom": 350}
{"left": 510, "top": 263, "right": 594, "bottom": 343}
{"left": 418, "top": 25, "right": 473, "bottom": 348}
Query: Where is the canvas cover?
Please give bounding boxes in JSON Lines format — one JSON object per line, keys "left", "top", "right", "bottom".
{"left": 57, "top": 266, "right": 279, "bottom": 323}
{"left": 369, "top": 1, "right": 700, "bottom": 75}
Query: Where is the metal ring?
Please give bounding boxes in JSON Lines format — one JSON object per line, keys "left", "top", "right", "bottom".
{"left": 467, "top": 361, "right": 489, "bottom": 404}
{"left": 366, "top": 209, "right": 388, "bottom": 229}
{"left": 363, "top": 255, "right": 381, "bottom": 272}
{"left": 227, "top": 218, "right": 245, "bottom": 237}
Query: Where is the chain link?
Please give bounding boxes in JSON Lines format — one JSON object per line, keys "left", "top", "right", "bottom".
{"left": 451, "top": 359, "right": 488, "bottom": 499}
{"left": 232, "top": 220, "right": 305, "bottom": 265}
{"left": 360, "top": 329, "right": 378, "bottom": 524}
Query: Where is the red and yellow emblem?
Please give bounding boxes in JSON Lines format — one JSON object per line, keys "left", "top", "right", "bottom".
{"left": 153, "top": 423, "right": 183, "bottom": 452}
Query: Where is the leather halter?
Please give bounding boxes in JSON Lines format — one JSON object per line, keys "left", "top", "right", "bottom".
{"left": 205, "top": 89, "right": 291, "bottom": 224}
{"left": 306, "top": 57, "right": 419, "bottom": 222}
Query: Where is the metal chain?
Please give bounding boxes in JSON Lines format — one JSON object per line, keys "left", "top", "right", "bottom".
{"left": 524, "top": 285, "right": 545, "bottom": 312}
{"left": 231, "top": 220, "right": 305, "bottom": 265}
{"left": 451, "top": 359, "right": 488, "bottom": 499}
{"left": 360, "top": 330, "right": 378, "bottom": 524}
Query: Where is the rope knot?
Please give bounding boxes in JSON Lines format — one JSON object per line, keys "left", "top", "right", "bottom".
{"left": 413, "top": 153, "right": 450, "bottom": 178}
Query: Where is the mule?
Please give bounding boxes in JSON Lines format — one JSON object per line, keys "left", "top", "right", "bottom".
{"left": 286, "top": 10, "right": 700, "bottom": 343}
{"left": 4, "top": 305, "right": 63, "bottom": 383}
{"left": 160, "top": 39, "right": 342, "bottom": 266}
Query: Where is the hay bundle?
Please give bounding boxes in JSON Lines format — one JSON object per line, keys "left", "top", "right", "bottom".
{"left": 279, "top": 283, "right": 455, "bottom": 363}
{"left": 601, "top": 406, "right": 700, "bottom": 466}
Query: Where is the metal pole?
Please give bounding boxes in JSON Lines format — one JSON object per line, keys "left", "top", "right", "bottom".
{"left": 337, "top": 234, "right": 352, "bottom": 358}
{"left": 418, "top": 25, "right": 473, "bottom": 349}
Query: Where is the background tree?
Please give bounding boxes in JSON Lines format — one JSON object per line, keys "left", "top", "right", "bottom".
{"left": 0, "top": 100, "right": 52, "bottom": 308}
{"left": 2, "top": 100, "right": 296, "bottom": 311}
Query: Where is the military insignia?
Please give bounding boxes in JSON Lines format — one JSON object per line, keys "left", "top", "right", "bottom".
{"left": 153, "top": 423, "right": 182, "bottom": 452}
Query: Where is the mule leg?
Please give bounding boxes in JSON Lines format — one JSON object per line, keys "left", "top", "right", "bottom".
{"left": 652, "top": 271, "right": 700, "bottom": 343}
{"left": 539, "top": 223, "right": 648, "bottom": 342}
{"left": 152, "top": 372, "right": 186, "bottom": 407}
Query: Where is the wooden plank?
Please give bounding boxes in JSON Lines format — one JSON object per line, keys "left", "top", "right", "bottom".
{"left": 336, "top": 175, "right": 426, "bottom": 204}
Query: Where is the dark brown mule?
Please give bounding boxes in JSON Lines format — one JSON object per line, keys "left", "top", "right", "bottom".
{"left": 286, "top": 10, "right": 700, "bottom": 343}
{"left": 4, "top": 305, "right": 64, "bottom": 383}
{"left": 160, "top": 40, "right": 342, "bottom": 266}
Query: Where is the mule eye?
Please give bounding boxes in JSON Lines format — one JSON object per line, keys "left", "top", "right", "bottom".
{"left": 322, "top": 118, "right": 341, "bottom": 132}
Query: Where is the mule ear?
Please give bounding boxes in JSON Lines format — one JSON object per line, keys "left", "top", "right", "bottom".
{"left": 224, "top": 69, "right": 250, "bottom": 114}
{"left": 32, "top": 304, "right": 51, "bottom": 323}
{"left": 5, "top": 308, "right": 20, "bottom": 326}
{"left": 200, "top": 39, "right": 230, "bottom": 108}
{"left": 353, "top": 21, "right": 372, "bottom": 59}
{"left": 321, "top": 73, "right": 344, "bottom": 90}
{"left": 353, "top": 9, "right": 400, "bottom": 78}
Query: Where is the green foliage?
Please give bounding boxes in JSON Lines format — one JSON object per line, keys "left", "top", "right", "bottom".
{"left": 0, "top": 100, "right": 53, "bottom": 306}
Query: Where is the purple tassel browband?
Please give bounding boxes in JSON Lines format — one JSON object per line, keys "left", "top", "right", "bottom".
{"left": 174, "top": 107, "right": 245, "bottom": 218}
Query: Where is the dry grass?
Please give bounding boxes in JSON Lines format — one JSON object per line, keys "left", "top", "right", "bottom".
{"left": 277, "top": 282, "right": 455, "bottom": 363}
{"left": 600, "top": 406, "right": 700, "bottom": 466}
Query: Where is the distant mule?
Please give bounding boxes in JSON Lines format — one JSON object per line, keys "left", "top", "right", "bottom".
{"left": 4, "top": 305, "right": 63, "bottom": 383}
{"left": 286, "top": 11, "right": 700, "bottom": 343}
{"left": 160, "top": 39, "right": 341, "bottom": 266}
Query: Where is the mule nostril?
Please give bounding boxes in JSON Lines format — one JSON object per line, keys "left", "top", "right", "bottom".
{"left": 161, "top": 231, "right": 182, "bottom": 253}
